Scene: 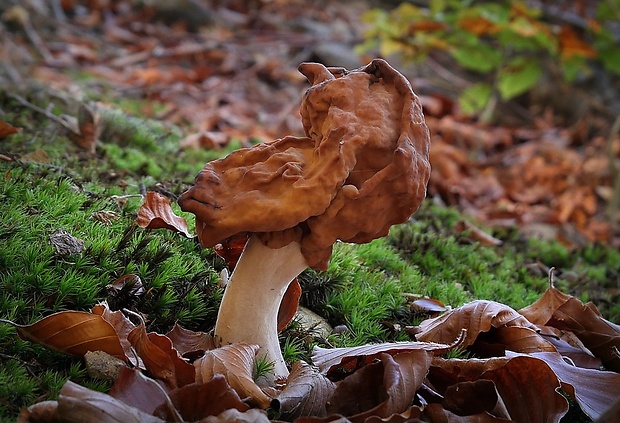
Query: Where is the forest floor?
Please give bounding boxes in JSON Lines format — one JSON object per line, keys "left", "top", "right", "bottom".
{"left": 1, "top": 1, "right": 619, "bottom": 422}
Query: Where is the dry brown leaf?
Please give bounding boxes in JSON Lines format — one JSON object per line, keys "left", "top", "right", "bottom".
{"left": 548, "top": 300, "right": 620, "bottom": 372}
{"left": 520, "top": 283, "right": 620, "bottom": 371}
{"left": 155, "top": 375, "right": 250, "bottom": 422}
{"left": 194, "top": 343, "right": 273, "bottom": 409}
{"left": 136, "top": 192, "right": 193, "bottom": 238}
{"left": 200, "top": 408, "right": 271, "bottom": 423}
{"left": 528, "top": 351, "right": 620, "bottom": 421}
{"left": 277, "top": 279, "right": 302, "bottom": 332}
{"left": 442, "top": 379, "right": 506, "bottom": 418}
{"left": 32, "top": 380, "right": 167, "bottom": 423}
{"left": 108, "top": 367, "right": 175, "bottom": 417}
{"left": 277, "top": 361, "right": 336, "bottom": 419}
{"left": 165, "top": 322, "right": 215, "bottom": 358}
{"left": 416, "top": 300, "right": 536, "bottom": 348}
{"left": 49, "top": 229, "right": 85, "bottom": 256}
{"left": 91, "top": 303, "right": 138, "bottom": 366}
{"left": 328, "top": 351, "right": 431, "bottom": 422}
{"left": 422, "top": 403, "right": 510, "bottom": 422}
{"left": 409, "top": 297, "right": 448, "bottom": 314}
{"left": 0, "top": 120, "right": 20, "bottom": 137}
{"left": 429, "top": 355, "right": 568, "bottom": 422}
{"left": 490, "top": 326, "right": 556, "bottom": 354}
{"left": 519, "top": 283, "right": 573, "bottom": 325}
{"left": 4, "top": 310, "right": 127, "bottom": 361}
{"left": 127, "top": 323, "right": 195, "bottom": 389}
{"left": 312, "top": 341, "right": 452, "bottom": 379}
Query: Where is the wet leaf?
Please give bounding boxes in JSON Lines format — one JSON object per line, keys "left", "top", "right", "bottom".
{"left": 136, "top": 192, "right": 193, "bottom": 238}
{"left": 4, "top": 310, "right": 127, "bottom": 361}
{"left": 278, "top": 361, "right": 336, "bottom": 419}
{"left": 194, "top": 343, "right": 273, "bottom": 409}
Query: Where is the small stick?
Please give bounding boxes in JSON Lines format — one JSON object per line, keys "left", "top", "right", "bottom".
{"left": 7, "top": 93, "right": 78, "bottom": 135}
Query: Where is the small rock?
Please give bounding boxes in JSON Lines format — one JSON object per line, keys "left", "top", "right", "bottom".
{"left": 84, "top": 350, "right": 126, "bottom": 380}
{"left": 49, "top": 229, "right": 85, "bottom": 256}
{"left": 294, "top": 306, "right": 333, "bottom": 339}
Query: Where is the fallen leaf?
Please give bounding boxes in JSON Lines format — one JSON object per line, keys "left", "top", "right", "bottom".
{"left": 528, "top": 351, "right": 620, "bottom": 421}
{"left": 277, "top": 361, "right": 336, "bottom": 419}
{"left": 200, "top": 408, "right": 270, "bottom": 423}
{"left": 24, "top": 380, "right": 168, "bottom": 422}
{"left": 91, "top": 303, "right": 138, "bottom": 366}
{"left": 55, "top": 380, "right": 165, "bottom": 423}
{"left": 127, "top": 323, "right": 195, "bottom": 389}
{"left": 109, "top": 367, "right": 175, "bottom": 417}
{"left": 155, "top": 375, "right": 250, "bottom": 422}
{"left": 328, "top": 351, "right": 432, "bottom": 422}
{"left": 136, "top": 191, "right": 193, "bottom": 238}
{"left": 277, "top": 279, "right": 302, "bottom": 332}
{"left": 312, "top": 341, "right": 451, "bottom": 379}
{"left": 409, "top": 297, "right": 448, "bottom": 314}
{"left": 194, "top": 343, "right": 273, "bottom": 409}
{"left": 429, "top": 355, "right": 569, "bottom": 422}
{"left": 4, "top": 310, "right": 127, "bottom": 361}
{"left": 0, "top": 121, "right": 20, "bottom": 137}
{"left": 165, "top": 322, "right": 215, "bottom": 358}
{"left": 416, "top": 300, "right": 536, "bottom": 348}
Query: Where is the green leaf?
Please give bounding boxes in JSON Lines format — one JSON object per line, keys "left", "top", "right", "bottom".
{"left": 458, "top": 82, "right": 492, "bottom": 115}
{"left": 497, "top": 57, "right": 541, "bottom": 100}
{"left": 450, "top": 44, "right": 502, "bottom": 73}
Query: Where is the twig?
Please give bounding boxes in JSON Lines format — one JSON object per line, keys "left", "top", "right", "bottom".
{"left": 7, "top": 93, "right": 78, "bottom": 135}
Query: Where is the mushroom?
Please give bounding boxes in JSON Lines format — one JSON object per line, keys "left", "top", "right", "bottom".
{"left": 178, "top": 58, "right": 431, "bottom": 380}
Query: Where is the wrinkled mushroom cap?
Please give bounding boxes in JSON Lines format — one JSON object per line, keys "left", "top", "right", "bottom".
{"left": 179, "top": 58, "right": 431, "bottom": 270}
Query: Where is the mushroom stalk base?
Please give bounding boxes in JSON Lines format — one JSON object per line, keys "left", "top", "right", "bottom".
{"left": 214, "top": 235, "right": 308, "bottom": 380}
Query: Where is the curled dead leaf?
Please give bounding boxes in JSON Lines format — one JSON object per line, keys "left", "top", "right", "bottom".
{"left": 277, "top": 361, "right": 336, "bottom": 419}
{"left": 136, "top": 191, "right": 193, "bottom": 238}
{"left": 127, "top": 323, "right": 195, "bottom": 389}
{"left": 194, "top": 343, "right": 274, "bottom": 409}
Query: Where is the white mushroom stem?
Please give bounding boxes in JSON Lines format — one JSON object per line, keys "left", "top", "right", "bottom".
{"left": 214, "top": 234, "right": 308, "bottom": 379}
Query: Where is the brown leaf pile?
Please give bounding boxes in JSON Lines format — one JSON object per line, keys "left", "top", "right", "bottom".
{"left": 10, "top": 278, "right": 619, "bottom": 422}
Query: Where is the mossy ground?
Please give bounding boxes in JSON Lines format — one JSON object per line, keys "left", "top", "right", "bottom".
{"left": 1, "top": 92, "right": 618, "bottom": 422}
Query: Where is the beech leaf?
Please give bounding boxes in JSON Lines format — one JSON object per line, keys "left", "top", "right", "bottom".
{"left": 92, "top": 303, "right": 139, "bottom": 366}
{"left": 416, "top": 300, "right": 536, "bottom": 347}
{"left": 327, "top": 351, "right": 432, "bottom": 422}
{"left": 127, "top": 324, "right": 195, "bottom": 389}
{"left": 194, "top": 343, "right": 274, "bottom": 409}
{"left": 108, "top": 367, "right": 175, "bottom": 417}
{"left": 311, "top": 341, "right": 452, "bottom": 378}
{"left": 0, "top": 120, "right": 20, "bottom": 137}
{"left": 155, "top": 375, "right": 250, "bottom": 422}
{"left": 165, "top": 322, "right": 215, "bottom": 357}
{"left": 136, "top": 191, "right": 193, "bottom": 238}
{"left": 277, "top": 361, "right": 336, "bottom": 419}
{"left": 3, "top": 310, "right": 127, "bottom": 361}
{"left": 529, "top": 351, "right": 620, "bottom": 420}
{"left": 49, "top": 380, "right": 165, "bottom": 423}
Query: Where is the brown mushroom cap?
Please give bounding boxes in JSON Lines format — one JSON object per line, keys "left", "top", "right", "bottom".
{"left": 179, "top": 58, "right": 431, "bottom": 270}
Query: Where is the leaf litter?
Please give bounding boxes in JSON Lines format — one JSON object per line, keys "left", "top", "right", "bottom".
{"left": 2, "top": 0, "right": 619, "bottom": 421}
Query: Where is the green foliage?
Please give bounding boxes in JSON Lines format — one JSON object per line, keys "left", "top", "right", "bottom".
{"left": 253, "top": 355, "right": 276, "bottom": 382}
{"left": 360, "top": 0, "right": 620, "bottom": 117}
